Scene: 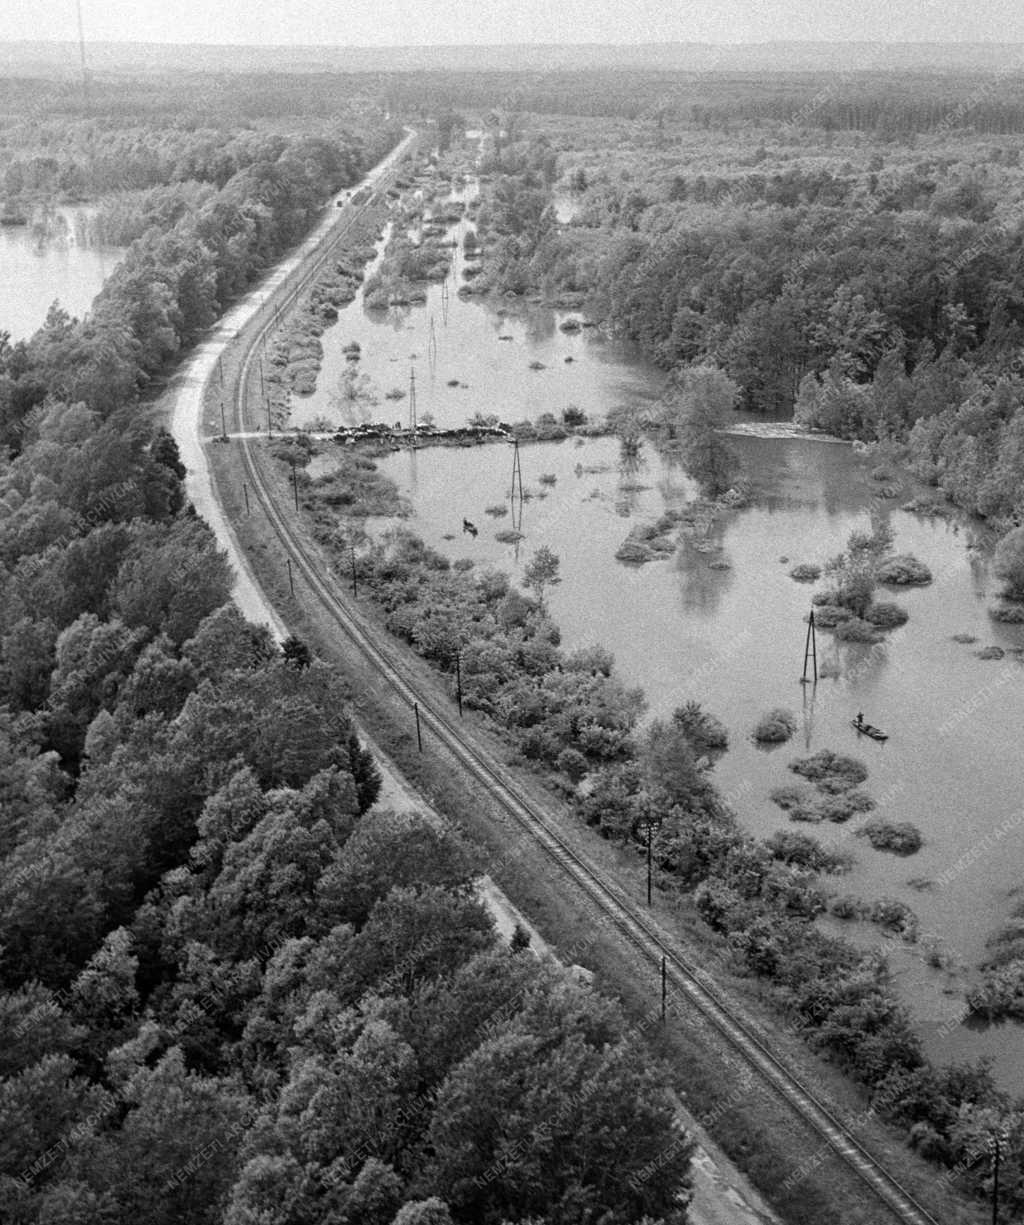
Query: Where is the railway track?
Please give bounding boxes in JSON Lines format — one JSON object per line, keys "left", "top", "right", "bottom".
{"left": 215, "top": 136, "right": 943, "bottom": 1225}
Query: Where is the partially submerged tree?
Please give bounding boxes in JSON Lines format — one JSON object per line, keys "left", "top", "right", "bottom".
{"left": 522, "top": 546, "right": 561, "bottom": 612}
{"left": 994, "top": 525, "right": 1024, "bottom": 602}
{"left": 662, "top": 363, "right": 741, "bottom": 497}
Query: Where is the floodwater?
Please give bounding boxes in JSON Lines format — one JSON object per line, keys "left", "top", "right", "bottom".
{"left": 289, "top": 179, "right": 664, "bottom": 432}
{"left": 298, "top": 174, "right": 1024, "bottom": 1088}
{"left": 365, "top": 434, "right": 1024, "bottom": 1086}
{"left": 0, "top": 205, "right": 123, "bottom": 341}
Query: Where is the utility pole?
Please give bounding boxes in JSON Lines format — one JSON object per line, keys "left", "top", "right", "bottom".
{"left": 992, "top": 1133, "right": 1001, "bottom": 1225}
{"left": 646, "top": 823, "right": 654, "bottom": 906}
{"left": 510, "top": 436, "right": 524, "bottom": 504}
{"left": 801, "top": 608, "right": 818, "bottom": 685}
{"left": 414, "top": 702, "right": 423, "bottom": 752}
{"left": 350, "top": 547, "right": 358, "bottom": 597}
{"left": 220, "top": 401, "right": 228, "bottom": 442}
{"left": 286, "top": 558, "right": 294, "bottom": 596}
{"left": 408, "top": 366, "right": 418, "bottom": 439}
{"left": 243, "top": 483, "right": 250, "bottom": 515}
{"left": 291, "top": 462, "right": 299, "bottom": 512}
{"left": 660, "top": 957, "right": 667, "bottom": 1022}
{"left": 266, "top": 395, "right": 272, "bottom": 439}
{"left": 455, "top": 649, "right": 463, "bottom": 717}
{"left": 637, "top": 817, "right": 659, "bottom": 906}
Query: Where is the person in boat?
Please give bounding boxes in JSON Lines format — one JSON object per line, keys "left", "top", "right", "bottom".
{"left": 855, "top": 712, "right": 864, "bottom": 726}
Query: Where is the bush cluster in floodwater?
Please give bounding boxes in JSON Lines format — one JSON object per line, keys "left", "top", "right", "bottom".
{"left": 857, "top": 819, "right": 923, "bottom": 856}
{"left": 789, "top": 750, "right": 868, "bottom": 792}
{"left": 753, "top": 707, "right": 797, "bottom": 744}
{"left": 875, "top": 554, "right": 933, "bottom": 585}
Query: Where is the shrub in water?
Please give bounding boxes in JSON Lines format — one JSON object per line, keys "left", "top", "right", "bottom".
{"left": 990, "top": 602, "right": 1024, "bottom": 624}
{"left": 789, "top": 804, "right": 825, "bottom": 823}
{"left": 869, "top": 898, "right": 919, "bottom": 940}
{"left": 770, "top": 783, "right": 813, "bottom": 810}
{"left": 810, "top": 604, "right": 852, "bottom": 628}
{"left": 864, "top": 602, "right": 909, "bottom": 629}
{"left": 857, "top": 819, "right": 923, "bottom": 855}
{"left": 770, "top": 783, "right": 821, "bottom": 821}
{"left": 766, "top": 830, "right": 849, "bottom": 873}
{"left": 833, "top": 616, "right": 884, "bottom": 643}
{"left": 875, "top": 554, "right": 932, "bottom": 585}
{"left": 789, "top": 563, "right": 822, "bottom": 582}
{"left": 817, "top": 790, "right": 876, "bottom": 823}
{"left": 615, "top": 540, "right": 656, "bottom": 565}
{"left": 672, "top": 701, "right": 728, "bottom": 753}
{"left": 830, "top": 894, "right": 865, "bottom": 920}
{"left": 753, "top": 707, "right": 797, "bottom": 743}
{"left": 789, "top": 749, "right": 868, "bottom": 793}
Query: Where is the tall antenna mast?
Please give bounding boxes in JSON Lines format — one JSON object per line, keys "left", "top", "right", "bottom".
{"left": 76, "top": 0, "right": 90, "bottom": 111}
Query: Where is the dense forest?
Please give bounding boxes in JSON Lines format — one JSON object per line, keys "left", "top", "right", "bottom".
{"left": 0, "top": 75, "right": 691, "bottom": 1223}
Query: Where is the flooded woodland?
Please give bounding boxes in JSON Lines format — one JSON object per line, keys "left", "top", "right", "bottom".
{"left": 292, "top": 160, "right": 1024, "bottom": 1089}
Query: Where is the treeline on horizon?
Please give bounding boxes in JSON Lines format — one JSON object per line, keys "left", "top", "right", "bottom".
{"left": 0, "top": 82, "right": 691, "bottom": 1224}
{"left": 386, "top": 68, "right": 1024, "bottom": 133}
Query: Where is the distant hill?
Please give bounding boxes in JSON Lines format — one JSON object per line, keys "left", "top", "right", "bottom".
{"left": 3, "top": 40, "right": 1024, "bottom": 77}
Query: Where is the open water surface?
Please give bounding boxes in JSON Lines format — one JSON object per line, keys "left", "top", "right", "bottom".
{"left": 0, "top": 206, "right": 123, "bottom": 340}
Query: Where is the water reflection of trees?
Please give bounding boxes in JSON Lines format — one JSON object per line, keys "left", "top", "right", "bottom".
{"left": 674, "top": 526, "right": 732, "bottom": 615}
{"left": 615, "top": 445, "right": 649, "bottom": 516}
{"left": 519, "top": 303, "right": 557, "bottom": 345}
{"left": 30, "top": 203, "right": 70, "bottom": 253}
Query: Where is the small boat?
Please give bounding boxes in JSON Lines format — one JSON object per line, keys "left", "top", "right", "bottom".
{"left": 852, "top": 718, "right": 888, "bottom": 741}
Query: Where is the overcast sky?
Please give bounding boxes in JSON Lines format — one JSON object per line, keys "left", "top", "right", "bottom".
{"left": 14, "top": 0, "right": 1024, "bottom": 47}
